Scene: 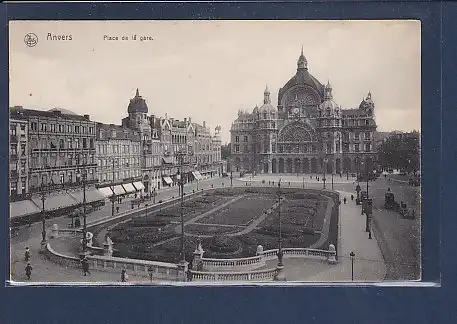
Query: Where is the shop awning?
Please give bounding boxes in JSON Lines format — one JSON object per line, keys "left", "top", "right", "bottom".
{"left": 98, "top": 187, "right": 114, "bottom": 198}
{"left": 31, "top": 193, "right": 79, "bottom": 212}
{"left": 122, "top": 183, "right": 136, "bottom": 193}
{"left": 162, "top": 156, "right": 173, "bottom": 164}
{"left": 69, "top": 188, "right": 105, "bottom": 203}
{"left": 163, "top": 176, "right": 173, "bottom": 185}
{"left": 111, "top": 185, "right": 126, "bottom": 195}
{"left": 192, "top": 171, "right": 203, "bottom": 180}
{"left": 133, "top": 181, "right": 145, "bottom": 191}
{"left": 10, "top": 200, "right": 41, "bottom": 219}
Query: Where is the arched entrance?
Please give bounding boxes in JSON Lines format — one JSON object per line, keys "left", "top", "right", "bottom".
{"left": 235, "top": 157, "right": 241, "bottom": 172}
{"left": 294, "top": 158, "right": 301, "bottom": 174}
{"left": 279, "top": 158, "right": 285, "bottom": 173}
{"left": 335, "top": 158, "right": 341, "bottom": 174}
{"left": 272, "top": 159, "right": 277, "bottom": 173}
{"left": 242, "top": 158, "right": 249, "bottom": 172}
{"left": 303, "top": 158, "right": 310, "bottom": 173}
{"left": 311, "top": 158, "right": 317, "bottom": 173}
{"left": 343, "top": 157, "right": 351, "bottom": 174}
{"left": 286, "top": 159, "right": 293, "bottom": 173}
{"left": 327, "top": 161, "right": 333, "bottom": 174}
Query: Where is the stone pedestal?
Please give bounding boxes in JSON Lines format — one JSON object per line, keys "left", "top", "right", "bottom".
{"left": 51, "top": 224, "right": 59, "bottom": 238}
{"left": 274, "top": 265, "right": 287, "bottom": 281}
{"left": 327, "top": 244, "right": 337, "bottom": 264}
{"left": 177, "top": 260, "right": 189, "bottom": 282}
{"left": 39, "top": 240, "right": 48, "bottom": 253}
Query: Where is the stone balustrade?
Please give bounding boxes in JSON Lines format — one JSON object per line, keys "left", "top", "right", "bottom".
{"left": 190, "top": 268, "right": 279, "bottom": 282}
{"left": 44, "top": 242, "right": 179, "bottom": 280}
{"left": 201, "top": 255, "right": 265, "bottom": 271}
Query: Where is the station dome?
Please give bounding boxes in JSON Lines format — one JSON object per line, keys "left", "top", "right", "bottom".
{"left": 128, "top": 88, "right": 149, "bottom": 114}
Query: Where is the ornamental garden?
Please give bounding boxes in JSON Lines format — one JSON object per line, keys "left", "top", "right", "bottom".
{"left": 95, "top": 187, "right": 340, "bottom": 264}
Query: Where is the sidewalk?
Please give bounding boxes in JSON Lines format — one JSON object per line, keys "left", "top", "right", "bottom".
{"left": 240, "top": 174, "right": 357, "bottom": 185}
{"left": 265, "top": 190, "right": 386, "bottom": 282}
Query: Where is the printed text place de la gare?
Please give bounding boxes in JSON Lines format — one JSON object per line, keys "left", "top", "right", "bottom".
{"left": 104, "top": 35, "right": 154, "bottom": 41}
{"left": 47, "top": 33, "right": 73, "bottom": 41}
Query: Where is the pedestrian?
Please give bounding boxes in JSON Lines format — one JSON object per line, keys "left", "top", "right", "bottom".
{"left": 24, "top": 247, "right": 31, "bottom": 262}
{"left": 81, "top": 256, "right": 90, "bottom": 276}
{"left": 343, "top": 197, "right": 347, "bottom": 204}
{"left": 116, "top": 206, "right": 120, "bottom": 214}
{"left": 288, "top": 182, "right": 291, "bottom": 186}
{"left": 121, "top": 269, "right": 128, "bottom": 282}
{"left": 351, "top": 194, "right": 354, "bottom": 201}
{"left": 25, "top": 262, "right": 32, "bottom": 280}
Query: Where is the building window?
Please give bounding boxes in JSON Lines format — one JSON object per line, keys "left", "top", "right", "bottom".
{"left": 67, "top": 138, "right": 72, "bottom": 149}
{"left": 89, "top": 127, "right": 94, "bottom": 134}
{"left": 235, "top": 144, "right": 240, "bottom": 153}
{"left": 10, "top": 126, "right": 17, "bottom": 136}
{"left": 60, "top": 174, "right": 65, "bottom": 184}
{"left": 235, "top": 136, "right": 239, "bottom": 143}
{"left": 354, "top": 133, "right": 360, "bottom": 140}
{"left": 365, "top": 143, "right": 371, "bottom": 152}
{"left": 41, "top": 123, "right": 46, "bottom": 131}
{"left": 90, "top": 138, "right": 94, "bottom": 149}
{"left": 279, "top": 145, "right": 283, "bottom": 153}
{"left": 272, "top": 144, "right": 276, "bottom": 153}
{"left": 75, "top": 138, "right": 80, "bottom": 149}
{"left": 365, "top": 119, "right": 370, "bottom": 126}
{"left": 67, "top": 125, "right": 71, "bottom": 133}
{"left": 244, "top": 136, "right": 248, "bottom": 142}
{"left": 343, "top": 143, "right": 349, "bottom": 152}
{"left": 31, "top": 122, "right": 38, "bottom": 131}
{"left": 365, "top": 132, "right": 371, "bottom": 139}
{"left": 355, "top": 144, "right": 360, "bottom": 152}
{"left": 327, "top": 143, "right": 332, "bottom": 153}
{"left": 10, "top": 144, "right": 17, "bottom": 156}
{"left": 75, "top": 126, "right": 80, "bottom": 133}
{"left": 58, "top": 124, "right": 63, "bottom": 132}
{"left": 82, "top": 138, "right": 87, "bottom": 149}
{"left": 10, "top": 181, "right": 17, "bottom": 196}
{"left": 50, "top": 124, "right": 56, "bottom": 132}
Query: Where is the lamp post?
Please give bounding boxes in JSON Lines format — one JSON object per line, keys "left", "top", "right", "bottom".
{"left": 349, "top": 251, "right": 355, "bottom": 281}
{"left": 274, "top": 179, "right": 286, "bottom": 281}
{"left": 346, "top": 168, "right": 349, "bottom": 180}
{"left": 110, "top": 158, "right": 116, "bottom": 216}
{"left": 39, "top": 177, "right": 47, "bottom": 252}
{"left": 331, "top": 171, "right": 334, "bottom": 190}
{"left": 302, "top": 176, "right": 305, "bottom": 189}
{"left": 175, "top": 150, "right": 190, "bottom": 281}
{"left": 230, "top": 171, "right": 233, "bottom": 187}
{"left": 323, "top": 158, "right": 328, "bottom": 189}
{"left": 76, "top": 154, "right": 88, "bottom": 254}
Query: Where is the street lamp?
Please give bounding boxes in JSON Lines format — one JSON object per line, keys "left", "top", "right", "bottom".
{"left": 349, "top": 251, "right": 355, "bottom": 281}
{"left": 302, "top": 176, "right": 305, "bottom": 189}
{"left": 323, "top": 158, "right": 328, "bottom": 189}
{"left": 274, "top": 179, "right": 286, "bottom": 281}
{"left": 331, "top": 171, "right": 334, "bottom": 190}
{"left": 175, "top": 149, "right": 191, "bottom": 280}
{"left": 76, "top": 154, "right": 88, "bottom": 254}
{"left": 109, "top": 158, "right": 116, "bottom": 216}
{"left": 39, "top": 177, "right": 48, "bottom": 252}
{"left": 230, "top": 171, "right": 233, "bottom": 187}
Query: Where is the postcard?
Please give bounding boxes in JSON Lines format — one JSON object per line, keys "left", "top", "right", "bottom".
{"left": 8, "top": 20, "right": 421, "bottom": 285}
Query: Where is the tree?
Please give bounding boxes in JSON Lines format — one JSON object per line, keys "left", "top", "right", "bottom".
{"left": 221, "top": 143, "right": 231, "bottom": 160}
{"left": 377, "top": 131, "right": 420, "bottom": 174}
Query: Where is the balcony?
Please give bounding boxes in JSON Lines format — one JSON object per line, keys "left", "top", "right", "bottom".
{"left": 10, "top": 135, "right": 18, "bottom": 143}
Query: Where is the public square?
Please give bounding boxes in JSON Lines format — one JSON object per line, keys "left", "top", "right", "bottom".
{"left": 10, "top": 172, "right": 420, "bottom": 284}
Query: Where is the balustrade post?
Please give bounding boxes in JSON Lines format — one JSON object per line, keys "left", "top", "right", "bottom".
{"left": 327, "top": 244, "right": 337, "bottom": 264}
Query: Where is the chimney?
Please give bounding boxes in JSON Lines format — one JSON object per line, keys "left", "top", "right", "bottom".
{"left": 84, "top": 114, "right": 90, "bottom": 120}
{"left": 203, "top": 121, "right": 206, "bottom": 128}
{"left": 184, "top": 118, "right": 187, "bottom": 124}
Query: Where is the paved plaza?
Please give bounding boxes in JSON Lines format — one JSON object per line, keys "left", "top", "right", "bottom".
{"left": 9, "top": 173, "right": 419, "bottom": 284}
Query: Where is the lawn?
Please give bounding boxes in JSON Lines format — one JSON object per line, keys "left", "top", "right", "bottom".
{"left": 195, "top": 195, "right": 275, "bottom": 226}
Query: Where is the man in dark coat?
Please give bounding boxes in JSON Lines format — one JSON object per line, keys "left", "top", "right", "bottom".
{"left": 25, "top": 263, "right": 32, "bottom": 280}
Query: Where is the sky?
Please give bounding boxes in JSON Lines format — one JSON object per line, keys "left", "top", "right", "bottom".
{"left": 9, "top": 20, "right": 421, "bottom": 144}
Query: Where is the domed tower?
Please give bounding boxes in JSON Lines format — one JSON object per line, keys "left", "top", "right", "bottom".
{"left": 255, "top": 85, "right": 277, "bottom": 174}
{"left": 126, "top": 88, "right": 152, "bottom": 137}
{"left": 319, "top": 81, "right": 342, "bottom": 158}
{"left": 359, "top": 91, "right": 375, "bottom": 118}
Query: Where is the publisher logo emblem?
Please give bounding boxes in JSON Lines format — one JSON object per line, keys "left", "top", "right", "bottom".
{"left": 24, "top": 33, "right": 38, "bottom": 47}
